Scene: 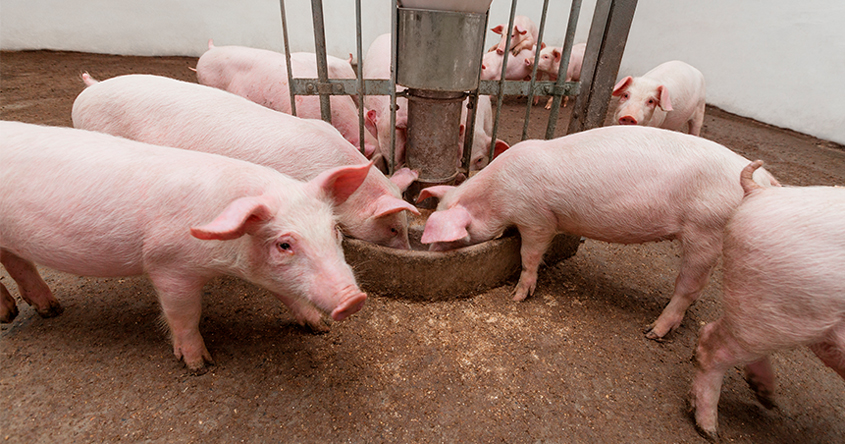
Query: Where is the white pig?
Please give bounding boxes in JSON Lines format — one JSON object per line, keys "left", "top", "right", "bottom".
{"left": 195, "top": 41, "right": 380, "bottom": 158}
{"left": 611, "top": 60, "right": 706, "bottom": 136}
{"left": 418, "top": 126, "right": 780, "bottom": 340}
{"left": 362, "top": 33, "right": 409, "bottom": 168}
{"left": 480, "top": 48, "right": 535, "bottom": 81}
{"left": 73, "top": 74, "right": 419, "bottom": 250}
{"left": 0, "top": 121, "right": 371, "bottom": 372}
{"left": 689, "top": 160, "right": 845, "bottom": 441}
{"left": 488, "top": 15, "right": 539, "bottom": 56}
{"left": 458, "top": 95, "right": 510, "bottom": 171}
{"left": 531, "top": 42, "right": 586, "bottom": 109}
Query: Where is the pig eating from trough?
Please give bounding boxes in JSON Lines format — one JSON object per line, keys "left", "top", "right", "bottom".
{"left": 72, "top": 73, "right": 419, "bottom": 250}
{"left": 0, "top": 121, "right": 371, "bottom": 372}
{"left": 418, "top": 126, "right": 780, "bottom": 340}
{"left": 689, "top": 160, "right": 845, "bottom": 441}
{"left": 611, "top": 60, "right": 707, "bottom": 136}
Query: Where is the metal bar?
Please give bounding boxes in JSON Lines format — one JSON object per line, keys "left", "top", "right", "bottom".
{"left": 279, "top": 0, "right": 297, "bottom": 116}
{"left": 389, "top": 4, "right": 398, "bottom": 175}
{"left": 310, "top": 0, "right": 332, "bottom": 123}
{"left": 544, "top": 0, "right": 582, "bottom": 139}
{"left": 355, "top": 0, "right": 365, "bottom": 155}
{"left": 521, "top": 0, "right": 550, "bottom": 141}
{"left": 568, "top": 0, "right": 638, "bottom": 134}
{"left": 460, "top": 10, "right": 489, "bottom": 173}
{"left": 488, "top": 0, "right": 519, "bottom": 166}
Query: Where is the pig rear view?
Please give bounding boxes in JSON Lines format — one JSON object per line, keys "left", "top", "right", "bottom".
{"left": 0, "top": 121, "right": 371, "bottom": 373}
{"left": 690, "top": 161, "right": 845, "bottom": 441}
{"left": 419, "top": 126, "right": 780, "bottom": 340}
{"left": 612, "top": 60, "right": 706, "bottom": 136}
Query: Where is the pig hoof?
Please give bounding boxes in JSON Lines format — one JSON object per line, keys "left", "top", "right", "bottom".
{"left": 694, "top": 422, "right": 719, "bottom": 443}
{"left": 36, "top": 302, "right": 64, "bottom": 318}
{"left": 185, "top": 358, "right": 215, "bottom": 376}
{"left": 0, "top": 304, "right": 19, "bottom": 323}
{"left": 643, "top": 325, "right": 671, "bottom": 342}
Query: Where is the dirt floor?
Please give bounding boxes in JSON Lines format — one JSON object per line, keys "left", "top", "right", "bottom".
{"left": 1, "top": 50, "right": 844, "bottom": 443}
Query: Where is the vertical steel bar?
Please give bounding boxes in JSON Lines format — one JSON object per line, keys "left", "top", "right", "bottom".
{"left": 520, "top": 0, "right": 550, "bottom": 141}
{"left": 544, "top": 0, "right": 582, "bottom": 139}
{"left": 388, "top": 3, "right": 399, "bottom": 175}
{"left": 310, "top": 0, "right": 332, "bottom": 123}
{"left": 460, "top": 11, "right": 490, "bottom": 172}
{"left": 355, "top": 0, "right": 366, "bottom": 155}
{"left": 488, "top": 0, "right": 519, "bottom": 164}
{"left": 279, "top": 0, "right": 297, "bottom": 116}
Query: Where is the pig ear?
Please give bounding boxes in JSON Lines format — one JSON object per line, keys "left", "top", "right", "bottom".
{"left": 611, "top": 76, "right": 633, "bottom": 97}
{"left": 416, "top": 185, "right": 456, "bottom": 204}
{"left": 540, "top": 42, "right": 547, "bottom": 50}
{"left": 491, "top": 25, "right": 505, "bottom": 35}
{"left": 514, "top": 25, "right": 528, "bottom": 36}
{"left": 191, "top": 196, "right": 273, "bottom": 241}
{"left": 390, "top": 167, "right": 419, "bottom": 192}
{"left": 552, "top": 48, "right": 561, "bottom": 59}
{"left": 372, "top": 195, "right": 420, "bottom": 218}
{"left": 309, "top": 161, "right": 373, "bottom": 206}
{"left": 656, "top": 85, "right": 673, "bottom": 111}
{"left": 493, "top": 139, "right": 510, "bottom": 159}
{"left": 421, "top": 206, "right": 472, "bottom": 244}
{"left": 365, "top": 109, "right": 379, "bottom": 136}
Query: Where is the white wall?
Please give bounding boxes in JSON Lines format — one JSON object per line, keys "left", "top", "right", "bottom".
{"left": 1, "top": 1, "right": 843, "bottom": 144}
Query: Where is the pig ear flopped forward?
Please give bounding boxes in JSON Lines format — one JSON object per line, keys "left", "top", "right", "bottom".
{"left": 309, "top": 161, "right": 374, "bottom": 207}
{"left": 611, "top": 76, "right": 633, "bottom": 97}
{"left": 416, "top": 185, "right": 456, "bottom": 205}
{"left": 191, "top": 196, "right": 274, "bottom": 241}
{"left": 420, "top": 206, "right": 472, "bottom": 244}
{"left": 389, "top": 167, "right": 419, "bottom": 192}
{"left": 656, "top": 85, "right": 674, "bottom": 111}
{"left": 372, "top": 195, "right": 420, "bottom": 218}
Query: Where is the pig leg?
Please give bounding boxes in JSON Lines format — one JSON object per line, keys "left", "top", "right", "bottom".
{"left": 809, "top": 331, "right": 845, "bottom": 379}
{"left": 0, "top": 249, "right": 63, "bottom": 318}
{"left": 689, "top": 320, "right": 760, "bottom": 441}
{"left": 688, "top": 103, "right": 706, "bottom": 137}
{"left": 744, "top": 357, "right": 777, "bottom": 409}
{"left": 273, "top": 292, "right": 330, "bottom": 332}
{"left": 149, "top": 269, "right": 213, "bottom": 374}
{"left": 512, "top": 227, "right": 556, "bottom": 302}
{"left": 1, "top": 282, "right": 19, "bottom": 323}
{"left": 646, "top": 233, "right": 720, "bottom": 340}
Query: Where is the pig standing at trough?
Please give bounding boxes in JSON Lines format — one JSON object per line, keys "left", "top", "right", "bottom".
{"left": 611, "top": 60, "right": 706, "bottom": 136}
{"left": 194, "top": 41, "right": 380, "bottom": 158}
{"left": 689, "top": 161, "right": 845, "bottom": 441}
{"left": 0, "top": 121, "right": 371, "bottom": 373}
{"left": 72, "top": 74, "right": 418, "bottom": 251}
{"left": 418, "top": 126, "right": 780, "bottom": 340}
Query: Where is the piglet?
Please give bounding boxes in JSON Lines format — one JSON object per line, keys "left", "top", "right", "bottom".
{"left": 362, "top": 33, "right": 409, "bottom": 168}
{"left": 611, "top": 60, "right": 706, "bottom": 136}
{"left": 195, "top": 40, "right": 380, "bottom": 158}
{"left": 480, "top": 48, "right": 535, "bottom": 81}
{"left": 0, "top": 121, "right": 371, "bottom": 372}
{"left": 458, "top": 95, "right": 510, "bottom": 171}
{"left": 419, "top": 126, "right": 780, "bottom": 340}
{"left": 689, "top": 161, "right": 845, "bottom": 441}
{"left": 73, "top": 74, "right": 418, "bottom": 250}
{"left": 531, "top": 42, "right": 586, "bottom": 108}
{"left": 488, "top": 15, "right": 538, "bottom": 56}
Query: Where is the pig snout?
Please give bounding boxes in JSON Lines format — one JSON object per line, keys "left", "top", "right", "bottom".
{"left": 618, "top": 115, "right": 638, "bottom": 125}
{"left": 330, "top": 285, "right": 367, "bottom": 321}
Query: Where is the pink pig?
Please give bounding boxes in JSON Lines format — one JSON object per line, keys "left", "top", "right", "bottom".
{"left": 689, "top": 161, "right": 845, "bottom": 441}
{"left": 488, "top": 15, "right": 538, "bottom": 56}
{"left": 419, "top": 126, "right": 780, "bottom": 340}
{"left": 480, "top": 48, "right": 536, "bottom": 81}
{"left": 611, "top": 60, "right": 707, "bottom": 136}
{"left": 531, "top": 42, "right": 586, "bottom": 109}
{"left": 0, "top": 121, "right": 371, "bottom": 372}
{"left": 72, "top": 73, "right": 419, "bottom": 250}
{"left": 458, "top": 95, "right": 510, "bottom": 171}
{"left": 195, "top": 41, "right": 380, "bottom": 158}
{"left": 362, "top": 33, "right": 409, "bottom": 168}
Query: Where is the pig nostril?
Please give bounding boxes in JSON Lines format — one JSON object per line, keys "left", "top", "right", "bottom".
{"left": 619, "top": 116, "right": 638, "bottom": 125}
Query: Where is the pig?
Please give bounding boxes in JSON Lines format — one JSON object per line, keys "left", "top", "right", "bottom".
{"left": 72, "top": 73, "right": 419, "bottom": 250}
{"left": 362, "top": 33, "right": 409, "bottom": 168}
{"left": 611, "top": 60, "right": 707, "bottom": 136}
{"left": 479, "top": 48, "right": 535, "bottom": 81}
{"left": 418, "top": 125, "right": 780, "bottom": 340}
{"left": 194, "top": 40, "right": 380, "bottom": 158}
{"left": 488, "top": 15, "right": 539, "bottom": 56}
{"left": 530, "top": 42, "right": 586, "bottom": 109}
{"left": 458, "top": 95, "right": 510, "bottom": 171}
{"left": 0, "top": 121, "right": 371, "bottom": 372}
{"left": 689, "top": 160, "right": 845, "bottom": 441}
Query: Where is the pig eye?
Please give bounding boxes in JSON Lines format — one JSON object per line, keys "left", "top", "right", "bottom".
{"left": 277, "top": 242, "right": 291, "bottom": 251}
{"left": 390, "top": 228, "right": 399, "bottom": 235}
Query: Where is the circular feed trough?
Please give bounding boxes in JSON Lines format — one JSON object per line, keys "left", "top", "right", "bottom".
{"left": 343, "top": 211, "right": 581, "bottom": 300}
